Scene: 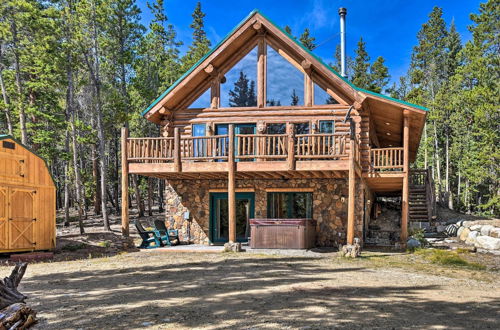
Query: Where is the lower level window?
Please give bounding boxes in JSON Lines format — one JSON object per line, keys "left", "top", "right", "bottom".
{"left": 267, "top": 192, "right": 312, "bottom": 219}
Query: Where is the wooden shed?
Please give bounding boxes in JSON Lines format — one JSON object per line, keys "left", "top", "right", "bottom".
{"left": 0, "top": 135, "right": 56, "bottom": 253}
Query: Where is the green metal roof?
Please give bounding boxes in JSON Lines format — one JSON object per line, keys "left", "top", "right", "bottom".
{"left": 142, "top": 9, "right": 428, "bottom": 116}
{"left": 0, "top": 134, "right": 56, "bottom": 186}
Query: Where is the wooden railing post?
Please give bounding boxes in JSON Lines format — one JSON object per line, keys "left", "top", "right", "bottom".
{"left": 287, "top": 123, "right": 295, "bottom": 170}
{"left": 228, "top": 124, "right": 236, "bottom": 243}
{"left": 174, "top": 127, "right": 181, "bottom": 172}
{"left": 121, "top": 127, "right": 129, "bottom": 237}
{"left": 401, "top": 111, "right": 410, "bottom": 244}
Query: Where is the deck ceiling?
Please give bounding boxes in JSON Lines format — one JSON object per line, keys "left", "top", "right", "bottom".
{"left": 367, "top": 96, "right": 427, "bottom": 163}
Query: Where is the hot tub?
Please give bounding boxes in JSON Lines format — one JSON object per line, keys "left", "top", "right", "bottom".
{"left": 249, "top": 219, "right": 317, "bottom": 249}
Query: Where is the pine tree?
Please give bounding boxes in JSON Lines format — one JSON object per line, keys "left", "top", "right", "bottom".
{"left": 299, "top": 28, "right": 316, "bottom": 50}
{"left": 228, "top": 71, "right": 256, "bottom": 107}
{"left": 351, "top": 37, "right": 371, "bottom": 89}
{"left": 181, "top": 2, "right": 211, "bottom": 72}
{"left": 369, "top": 56, "right": 390, "bottom": 93}
{"left": 290, "top": 89, "right": 299, "bottom": 106}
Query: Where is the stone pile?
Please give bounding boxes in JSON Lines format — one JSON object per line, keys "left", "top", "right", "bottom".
{"left": 444, "top": 220, "right": 500, "bottom": 251}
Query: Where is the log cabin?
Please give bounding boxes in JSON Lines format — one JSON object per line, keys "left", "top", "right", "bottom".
{"left": 121, "top": 10, "right": 433, "bottom": 248}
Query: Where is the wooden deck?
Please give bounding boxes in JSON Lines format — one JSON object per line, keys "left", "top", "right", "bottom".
{"left": 124, "top": 128, "right": 403, "bottom": 182}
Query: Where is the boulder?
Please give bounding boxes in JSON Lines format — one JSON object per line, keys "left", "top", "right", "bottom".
{"left": 470, "top": 224, "right": 482, "bottom": 232}
{"left": 456, "top": 226, "right": 465, "bottom": 238}
{"left": 480, "top": 225, "right": 494, "bottom": 236}
{"left": 407, "top": 238, "right": 421, "bottom": 249}
{"left": 462, "top": 221, "right": 473, "bottom": 228}
{"left": 459, "top": 227, "right": 470, "bottom": 241}
{"left": 223, "top": 242, "right": 242, "bottom": 252}
{"left": 466, "top": 231, "right": 479, "bottom": 245}
{"left": 474, "top": 236, "right": 500, "bottom": 250}
{"left": 490, "top": 228, "right": 500, "bottom": 238}
{"left": 436, "top": 225, "right": 446, "bottom": 233}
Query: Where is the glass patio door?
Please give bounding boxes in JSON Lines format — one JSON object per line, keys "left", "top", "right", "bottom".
{"left": 215, "top": 124, "right": 256, "bottom": 161}
{"left": 210, "top": 192, "right": 255, "bottom": 243}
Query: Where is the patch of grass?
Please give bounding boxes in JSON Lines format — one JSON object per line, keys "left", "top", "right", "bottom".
{"left": 97, "top": 240, "right": 112, "bottom": 248}
{"left": 414, "top": 249, "right": 486, "bottom": 270}
{"left": 61, "top": 242, "right": 87, "bottom": 251}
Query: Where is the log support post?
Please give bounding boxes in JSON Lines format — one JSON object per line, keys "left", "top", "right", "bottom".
{"left": 228, "top": 124, "right": 236, "bottom": 243}
{"left": 401, "top": 110, "right": 410, "bottom": 244}
{"left": 257, "top": 36, "right": 267, "bottom": 108}
{"left": 347, "top": 136, "right": 356, "bottom": 245}
{"left": 174, "top": 127, "right": 182, "bottom": 172}
{"left": 121, "top": 127, "right": 129, "bottom": 237}
{"left": 287, "top": 122, "right": 295, "bottom": 170}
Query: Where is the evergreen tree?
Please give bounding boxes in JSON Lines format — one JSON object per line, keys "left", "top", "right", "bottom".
{"left": 181, "top": 1, "right": 211, "bottom": 72}
{"left": 290, "top": 89, "right": 299, "bottom": 106}
{"left": 369, "top": 56, "right": 390, "bottom": 93}
{"left": 228, "top": 71, "right": 256, "bottom": 107}
{"left": 351, "top": 37, "right": 371, "bottom": 89}
{"left": 299, "top": 28, "right": 316, "bottom": 50}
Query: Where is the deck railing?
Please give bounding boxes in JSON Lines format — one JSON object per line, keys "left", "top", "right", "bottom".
{"left": 180, "top": 135, "right": 229, "bottom": 161}
{"left": 295, "top": 134, "right": 348, "bottom": 159}
{"left": 126, "top": 132, "right": 353, "bottom": 164}
{"left": 369, "top": 147, "right": 404, "bottom": 171}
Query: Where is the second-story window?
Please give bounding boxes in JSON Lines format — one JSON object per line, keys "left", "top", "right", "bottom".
{"left": 319, "top": 121, "right": 335, "bottom": 134}
{"left": 267, "top": 123, "right": 286, "bottom": 134}
{"left": 192, "top": 124, "right": 206, "bottom": 157}
{"left": 295, "top": 123, "right": 310, "bottom": 135}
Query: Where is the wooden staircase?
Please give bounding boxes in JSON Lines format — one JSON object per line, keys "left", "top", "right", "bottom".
{"left": 409, "top": 169, "right": 436, "bottom": 224}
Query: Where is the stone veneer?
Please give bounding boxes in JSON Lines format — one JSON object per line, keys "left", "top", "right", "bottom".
{"left": 164, "top": 178, "right": 365, "bottom": 247}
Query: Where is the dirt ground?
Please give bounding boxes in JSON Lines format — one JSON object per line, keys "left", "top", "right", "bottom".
{"left": 0, "top": 210, "right": 498, "bottom": 329}
{"left": 2, "top": 250, "right": 500, "bottom": 329}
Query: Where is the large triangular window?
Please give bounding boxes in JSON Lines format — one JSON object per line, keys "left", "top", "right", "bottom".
{"left": 266, "top": 45, "right": 304, "bottom": 106}
{"left": 188, "top": 87, "right": 211, "bottom": 108}
{"left": 220, "top": 46, "right": 258, "bottom": 107}
{"left": 314, "top": 83, "right": 339, "bottom": 105}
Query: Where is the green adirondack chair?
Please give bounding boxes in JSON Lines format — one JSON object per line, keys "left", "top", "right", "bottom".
{"left": 134, "top": 220, "right": 162, "bottom": 249}
{"left": 154, "top": 220, "right": 180, "bottom": 246}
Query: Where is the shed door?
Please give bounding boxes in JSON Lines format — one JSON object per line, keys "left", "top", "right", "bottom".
{"left": 0, "top": 188, "right": 7, "bottom": 249}
{"left": 8, "top": 188, "right": 35, "bottom": 250}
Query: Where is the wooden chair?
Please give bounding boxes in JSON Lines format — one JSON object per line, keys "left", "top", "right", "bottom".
{"left": 134, "top": 220, "right": 162, "bottom": 249}
{"left": 154, "top": 220, "right": 180, "bottom": 246}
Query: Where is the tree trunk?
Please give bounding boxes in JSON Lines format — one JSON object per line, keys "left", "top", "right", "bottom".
{"left": 158, "top": 179, "right": 164, "bottom": 213}
{"left": 433, "top": 124, "right": 442, "bottom": 202}
{"left": 0, "top": 263, "right": 27, "bottom": 310}
{"left": 10, "top": 19, "right": 28, "bottom": 145}
{"left": 147, "top": 178, "right": 153, "bottom": 216}
{"left": 132, "top": 175, "right": 144, "bottom": 218}
{"left": 91, "top": 143, "right": 101, "bottom": 215}
{"left": 0, "top": 46, "right": 13, "bottom": 135}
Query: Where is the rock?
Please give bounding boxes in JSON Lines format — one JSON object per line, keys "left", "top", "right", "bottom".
{"left": 339, "top": 243, "right": 361, "bottom": 258}
{"left": 436, "top": 225, "right": 446, "bottom": 233}
{"left": 465, "top": 231, "right": 479, "bottom": 245}
{"left": 480, "top": 225, "right": 494, "bottom": 236}
{"left": 470, "top": 224, "right": 482, "bottom": 231}
{"left": 407, "top": 238, "right": 421, "bottom": 249}
{"left": 456, "top": 226, "right": 464, "bottom": 238}
{"left": 459, "top": 228, "right": 470, "bottom": 241}
{"left": 462, "top": 221, "right": 473, "bottom": 228}
{"left": 444, "top": 224, "right": 459, "bottom": 237}
{"left": 474, "top": 236, "right": 500, "bottom": 250}
{"left": 223, "top": 242, "right": 242, "bottom": 252}
{"left": 490, "top": 228, "right": 500, "bottom": 238}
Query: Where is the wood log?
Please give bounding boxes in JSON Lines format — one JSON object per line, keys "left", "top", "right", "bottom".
{"left": 0, "top": 263, "right": 37, "bottom": 329}
{"left": 0, "top": 263, "right": 27, "bottom": 310}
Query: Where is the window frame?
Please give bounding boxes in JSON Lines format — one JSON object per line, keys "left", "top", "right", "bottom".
{"left": 318, "top": 120, "right": 335, "bottom": 134}
{"left": 267, "top": 191, "right": 313, "bottom": 219}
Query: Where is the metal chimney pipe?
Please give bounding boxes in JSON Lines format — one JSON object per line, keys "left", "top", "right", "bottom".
{"left": 339, "top": 7, "right": 347, "bottom": 78}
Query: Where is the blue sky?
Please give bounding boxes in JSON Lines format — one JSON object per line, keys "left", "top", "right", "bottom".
{"left": 137, "top": 0, "right": 482, "bottom": 86}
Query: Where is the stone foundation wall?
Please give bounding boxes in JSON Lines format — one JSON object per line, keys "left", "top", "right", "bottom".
{"left": 164, "top": 178, "right": 365, "bottom": 247}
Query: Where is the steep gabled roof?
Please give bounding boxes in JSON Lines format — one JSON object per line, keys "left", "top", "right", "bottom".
{"left": 142, "top": 9, "right": 428, "bottom": 122}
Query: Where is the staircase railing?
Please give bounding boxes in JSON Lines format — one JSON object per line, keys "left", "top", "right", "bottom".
{"left": 410, "top": 168, "right": 436, "bottom": 221}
